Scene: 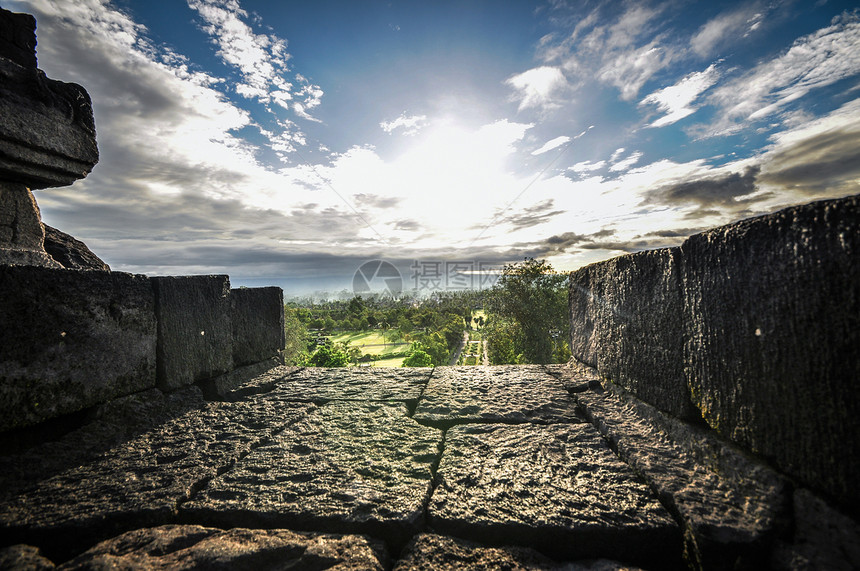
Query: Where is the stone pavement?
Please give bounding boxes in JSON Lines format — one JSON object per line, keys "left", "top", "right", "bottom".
{"left": 0, "top": 364, "right": 847, "bottom": 570}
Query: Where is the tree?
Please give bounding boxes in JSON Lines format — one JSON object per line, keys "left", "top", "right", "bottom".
{"left": 283, "top": 307, "right": 310, "bottom": 365}
{"left": 306, "top": 342, "right": 350, "bottom": 367}
{"left": 403, "top": 344, "right": 433, "bottom": 367}
{"left": 485, "top": 258, "right": 569, "bottom": 364}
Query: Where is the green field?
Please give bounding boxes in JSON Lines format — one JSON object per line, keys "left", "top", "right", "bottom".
{"left": 329, "top": 330, "right": 409, "bottom": 357}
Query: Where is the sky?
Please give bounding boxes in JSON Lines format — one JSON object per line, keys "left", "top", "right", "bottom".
{"left": 5, "top": 0, "right": 860, "bottom": 296}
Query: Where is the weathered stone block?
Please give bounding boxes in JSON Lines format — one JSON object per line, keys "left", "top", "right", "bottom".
{"left": 569, "top": 248, "right": 695, "bottom": 420}
{"left": 152, "top": 275, "right": 232, "bottom": 390}
{"left": 0, "top": 182, "right": 60, "bottom": 268}
{"left": 0, "top": 9, "right": 37, "bottom": 69}
{"left": 59, "top": 525, "right": 388, "bottom": 570}
{"left": 569, "top": 371, "right": 787, "bottom": 570}
{"left": 427, "top": 422, "right": 680, "bottom": 566}
{"left": 230, "top": 286, "right": 284, "bottom": 366}
{"left": 0, "top": 397, "right": 313, "bottom": 560}
{"left": 394, "top": 533, "right": 640, "bottom": 571}
{"left": 0, "top": 266, "right": 156, "bottom": 431}
{"left": 681, "top": 194, "right": 860, "bottom": 511}
{"left": 43, "top": 224, "right": 109, "bottom": 271}
{"left": 181, "top": 401, "right": 442, "bottom": 547}
{"left": 0, "top": 8, "right": 98, "bottom": 189}
{"left": 413, "top": 365, "right": 579, "bottom": 427}
{"left": 228, "top": 366, "right": 432, "bottom": 404}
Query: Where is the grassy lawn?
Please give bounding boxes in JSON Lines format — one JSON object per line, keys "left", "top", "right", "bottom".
{"left": 329, "top": 330, "right": 409, "bottom": 356}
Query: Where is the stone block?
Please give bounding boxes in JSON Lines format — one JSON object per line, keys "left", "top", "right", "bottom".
{"left": 0, "top": 182, "right": 60, "bottom": 268}
{"left": 43, "top": 224, "right": 109, "bottom": 271}
{"left": 60, "top": 525, "right": 388, "bottom": 570}
{"left": 0, "top": 397, "right": 313, "bottom": 560}
{"left": 427, "top": 422, "right": 680, "bottom": 566}
{"left": 0, "top": 266, "right": 156, "bottom": 431}
{"left": 0, "top": 8, "right": 98, "bottom": 189}
{"left": 152, "top": 275, "right": 232, "bottom": 390}
{"left": 569, "top": 370, "right": 787, "bottom": 570}
{"left": 413, "top": 365, "right": 580, "bottom": 427}
{"left": 569, "top": 247, "right": 695, "bottom": 420}
{"left": 394, "top": 533, "right": 641, "bottom": 571}
{"left": 230, "top": 286, "right": 284, "bottom": 366}
{"left": 681, "top": 194, "right": 860, "bottom": 511}
{"left": 181, "top": 401, "right": 442, "bottom": 548}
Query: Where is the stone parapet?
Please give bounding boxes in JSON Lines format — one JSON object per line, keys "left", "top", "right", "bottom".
{"left": 0, "top": 269, "right": 284, "bottom": 430}
{"left": 230, "top": 286, "right": 285, "bottom": 366}
{"left": 568, "top": 194, "right": 860, "bottom": 513}
{"left": 153, "top": 275, "right": 233, "bottom": 391}
{"left": 0, "top": 266, "right": 157, "bottom": 432}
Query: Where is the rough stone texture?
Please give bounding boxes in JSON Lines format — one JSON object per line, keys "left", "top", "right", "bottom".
{"left": 0, "top": 182, "right": 61, "bottom": 268}
{"left": 181, "top": 401, "right": 441, "bottom": 547}
{"left": 394, "top": 534, "right": 643, "bottom": 571}
{"left": 0, "top": 386, "right": 205, "bottom": 500}
{"left": 0, "top": 544, "right": 54, "bottom": 570}
{"left": 0, "top": 8, "right": 98, "bottom": 189}
{"left": 771, "top": 488, "right": 860, "bottom": 570}
{"left": 0, "top": 9, "right": 37, "bottom": 69}
{"left": 681, "top": 194, "right": 860, "bottom": 512}
{"left": 569, "top": 247, "right": 696, "bottom": 420}
{"left": 565, "top": 362, "right": 788, "bottom": 570}
{"left": 58, "top": 525, "right": 388, "bottom": 570}
{"left": 0, "top": 398, "right": 313, "bottom": 560}
{"left": 43, "top": 224, "right": 109, "bottom": 271}
{"left": 428, "top": 422, "right": 680, "bottom": 566}
{"left": 153, "top": 275, "right": 233, "bottom": 390}
{"left": 0, "top": 266, "right": 156, "bottom": 431}
{"left": 231, "top": 287, "right": 285, "bottom": 366}
{"left": 226, "top": 366, "right": 432, "bottom": 405}
{"left": 413, "top": 365, "right": 580, "bottom": 427}
{"left": 199, "top": 357, "right": 284, "bottom": 400}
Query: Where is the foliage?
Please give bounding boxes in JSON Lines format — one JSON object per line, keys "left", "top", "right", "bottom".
{"left": 485, "top": 258, "right": 570, "bottom": 364}
{"left": 402, "top": 344, "right": 433, "bottom": 367}
{"left": 283, "top": 307, "right": 311, "bottom": 366}
{"left": 305, "top": 341, "right": 350, "bottom": 367}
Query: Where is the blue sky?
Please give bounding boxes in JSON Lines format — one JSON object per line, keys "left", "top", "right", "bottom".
{"left": 6, "top": 0, "right": 860, "bottom": 295}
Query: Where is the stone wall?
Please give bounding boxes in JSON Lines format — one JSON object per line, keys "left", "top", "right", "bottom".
{"left": 0, "top": 268, "right": 285, "bottom": 431}
{"left": 569, "top": 194, "right": 860, "bottom": 513}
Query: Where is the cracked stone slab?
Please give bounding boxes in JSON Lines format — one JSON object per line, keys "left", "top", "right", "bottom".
{"left": 413, "top": 365, "right": 580, "bottom": 427}
{"left": 428, "top": 422, "right": 680, "bottom": 566}
{"left": 570, "top": 374, "right": 787, "bottom": 570}
{"left": 0, "top": 398, "right": 313, "bottom": 561}
{"left": 181, "top": 401, "right": 442, "bottom": 547}
{"left": 57, "top": 525, "right": 388, "bottom": 570}
{"left": 393, "top": 533, "right": 646, "bottom": 571}
{"left": 225, "top": 366, "right": 433, "bottom": 404}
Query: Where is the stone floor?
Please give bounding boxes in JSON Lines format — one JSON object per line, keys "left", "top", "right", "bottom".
{"left": 0, "top": 364, "right": 840, "bottom": 570}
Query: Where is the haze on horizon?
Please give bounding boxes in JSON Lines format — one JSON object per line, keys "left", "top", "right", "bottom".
{"left": 6, "top": 0, "right": 860, "bottom": 295}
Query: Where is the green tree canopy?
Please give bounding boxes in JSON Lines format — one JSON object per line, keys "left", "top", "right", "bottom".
{"left": 486, "top": 258, "right": 570, "bottom": 364}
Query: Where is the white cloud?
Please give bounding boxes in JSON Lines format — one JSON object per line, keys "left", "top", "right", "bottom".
{"left": 505, "top": 66, "right": 568, "bottom": 111}
{"left": 704, "top": 12, "right": 860, "bottom": 135}
{"left": 609, "top": 151, "right": 643, "bottom": 172}
{"left": 536, "top": 3, "right": 679, "bottom": 101}
{"left": 569, "top": 160, "right": 606, "bottom": 173}
{"left": 691, "top": 4, "right": 766, "bottom": 58}
{"left": 640, "top": 64, "right": 720, "bottom": 127}
{"left": 187, "top": 0, "right": 323, "bottom": 121}
{"left": 531, "top": 135, "right": 571, "bottom": 155}
{"left": 380, "top": 113, "right": 429, "bottom": 136}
